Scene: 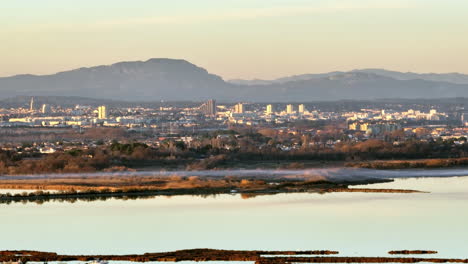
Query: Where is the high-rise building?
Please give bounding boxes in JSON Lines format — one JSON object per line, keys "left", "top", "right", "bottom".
{"left": 29, "top": 97, "right": 34, "bottom": 111}
{"left": 41, "top": 104, "right": 51, "bottom": 114}
{"left": 461, "top": 112, "right": 468, "bottom": 125}
{"left": 286, "top": 104, "right": 294, "bottom": 114}
{"left": 98, "top": 106, "right": 108, "bottom": 119}
{"left": 233, "top": 103, "right": 244, "bottom": 114}
{"left": 298, "top": 104, "right": 306, "bottom": 113}
{"left": 266, "top": 104, "right": 274, "bottom": 114}
{"left": 200, "top": 99, "right": 216, "bottom": 116}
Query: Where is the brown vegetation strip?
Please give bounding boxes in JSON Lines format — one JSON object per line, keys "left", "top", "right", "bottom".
{"left": 0, "top": 249, "right": 337, "bottom": 262}
{"left": 329, "top": 188, "right": 423, "bottom": 193}
{"left": 256, "top": 256, "right": 468, "bottom": 264}
{"left": 0, "top": 175, "right": 421, "bottom": 204}
{"left": 389, "top": 250, "right": 438, "bottom": 255}
{"left": 345, "top": 157, "right": 468, "bottom": 170}
{"left": 1, "top": 249, "right": 466, "bottom": 263}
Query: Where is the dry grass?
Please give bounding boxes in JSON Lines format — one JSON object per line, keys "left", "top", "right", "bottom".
{"left": 345, "top": 157, "right": 468, "bottom": 170}
{"left": 0, "top": 175, "right": 269, "bottom": 192}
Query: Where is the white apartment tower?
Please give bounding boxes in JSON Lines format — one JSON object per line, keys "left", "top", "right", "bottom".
{"left": 234, "top": 103, "right": 244, "bottom": 114}
{"left": 98, "top": 105, "right": 108, "bottom": 119}
{"left": 41, "top": 104, "right": 51, "bottom": 114}
{"left": 286, "top": 104, "right": 294, "bottom": 114}
{"left": 298, "top": 104, "right": 306, "bottom": 113}
{"left": 199, "top": 99, "right": 216, "bottom": 116}
{"left": 30, "top": 97, "right": 34, "bottom": 111}
{"left": 266, "top": 104, "right": 274, "bottom": 114}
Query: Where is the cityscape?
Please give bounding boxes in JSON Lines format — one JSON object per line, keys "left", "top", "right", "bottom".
{"left": 1, "top": 97, "right": 468, "bottom": 154}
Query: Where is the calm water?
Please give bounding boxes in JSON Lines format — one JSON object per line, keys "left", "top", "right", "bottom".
{"left": 0, "top": 189, "right": 55, "bottom": 194}
{"left": 0, "top": 176, "right": 467, "bottom": 258}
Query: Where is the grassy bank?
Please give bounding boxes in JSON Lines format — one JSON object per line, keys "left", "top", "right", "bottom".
{"left": 0, "top": 175, "right": 421, "bottom": 204}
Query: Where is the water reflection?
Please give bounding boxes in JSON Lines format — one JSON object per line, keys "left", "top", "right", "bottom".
{"left": 0, "top": 177, "right": 467, "bottom": 259}
{"left": 0, "top": 190, "right": 352, "bottom": 205}
{"left": 0, "top": 192, "right": 231, "bottom": 205}
{"left": 0, "top": 189, "right": 45, "bottom": 195}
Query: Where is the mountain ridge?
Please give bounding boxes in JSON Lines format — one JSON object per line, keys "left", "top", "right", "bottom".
{"left": 1, "top": 58, "right": 468, "bottom": 102}
{"left": 228, "top": 69, "right": 468, "bottom": 85}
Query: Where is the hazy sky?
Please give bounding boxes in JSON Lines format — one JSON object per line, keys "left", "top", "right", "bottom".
{"left": 1, "top": 0, "right": 467, "bottom": 79}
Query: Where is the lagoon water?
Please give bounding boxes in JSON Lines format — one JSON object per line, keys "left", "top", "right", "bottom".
{"left": 0, "top": 176, "right": 467, "bottom": 259}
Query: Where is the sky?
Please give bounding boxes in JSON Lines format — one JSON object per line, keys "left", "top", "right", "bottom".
{"left": 1, "top": 0, "right": 468, "bottom": 80}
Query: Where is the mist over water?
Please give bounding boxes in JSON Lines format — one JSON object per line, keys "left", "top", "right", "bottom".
{"left": 2, "top": 168, "right": 468, "bottom": 182}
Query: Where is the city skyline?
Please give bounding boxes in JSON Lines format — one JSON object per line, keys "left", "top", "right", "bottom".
{"left": 2, "top": 0, "right": 468, "bottom": 79}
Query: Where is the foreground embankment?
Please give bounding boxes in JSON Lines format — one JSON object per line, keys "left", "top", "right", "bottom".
{"left": 1, "top": 249, "right": 466, "bottom": 263}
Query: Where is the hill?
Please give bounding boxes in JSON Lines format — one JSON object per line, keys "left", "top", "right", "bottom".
{"left": 1, "top": 59, "right": 468, "bottom": 102}
{"left": 0, "top": 59, "right": 228, "bottom": 101}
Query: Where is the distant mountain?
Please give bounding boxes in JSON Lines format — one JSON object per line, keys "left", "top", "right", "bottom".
{"left": 228, "top": 72, "right": 345, "bottom": 86}
{"left": 230, "top": 72, "right": 468, "bottom": 102}
{"left": 1, "top": 59, "right": 468, "bottom": 102}
{"left": 228, "top": 79, "right": 273, "bottom": 86}
{"left": 0, "top": 59, "right": 229, "bottom": 101}
{"left": 353, "top": 69, "right": 468, "bottom": 85}
{"left": 229, "top": 69, "right": 468, "bottom": 86}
